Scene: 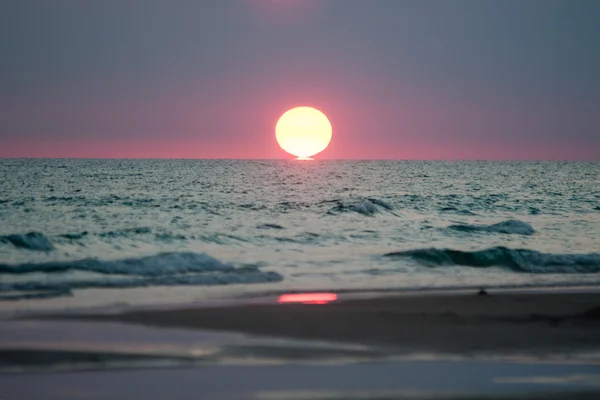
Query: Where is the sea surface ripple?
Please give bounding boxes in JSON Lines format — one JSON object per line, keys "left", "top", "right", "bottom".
{"left": 0, "top": 160, "right": 599, "bottom": 309}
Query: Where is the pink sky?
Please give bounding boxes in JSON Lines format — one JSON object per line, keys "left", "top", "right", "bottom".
{"left": 1, "top": 1, "right": 598, "bottom": 160}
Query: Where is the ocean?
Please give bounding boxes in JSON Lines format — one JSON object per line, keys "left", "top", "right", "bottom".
{"left": 1, "top": 159, "right": 599, "bottom": 310}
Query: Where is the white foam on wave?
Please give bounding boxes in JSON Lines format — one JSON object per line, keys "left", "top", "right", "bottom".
{"left": 0, "top": 252, "right": 283, "bottom": 300}
{"left": 326, "top": 198, "right": 396, "bottom": 216}
{"left": 0, "top": 252, "right": 233, "bottom": 275}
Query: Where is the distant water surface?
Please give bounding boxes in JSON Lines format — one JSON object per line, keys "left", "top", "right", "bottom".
{"left": 0, "top": 160, "right": 599, "bottom": 309}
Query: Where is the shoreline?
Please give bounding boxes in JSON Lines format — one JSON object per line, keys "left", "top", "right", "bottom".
{"left": 6, "top": 283, "right": 600, "bottom": 319}
{"left": 45, "top": 288, "right": 600, "bottom": 361}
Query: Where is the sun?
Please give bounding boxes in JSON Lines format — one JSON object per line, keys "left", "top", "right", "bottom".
{"left": 276, "top": 107, "right": 332, "bottom": 159}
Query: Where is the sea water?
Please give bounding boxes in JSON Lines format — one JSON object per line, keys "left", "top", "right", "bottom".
{"left": 1, "top": 159, "right": 599, "bottom": 309}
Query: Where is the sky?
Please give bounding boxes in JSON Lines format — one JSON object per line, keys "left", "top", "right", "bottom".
{"left": 1, "top": 0, "right": 599, "bottom": 160}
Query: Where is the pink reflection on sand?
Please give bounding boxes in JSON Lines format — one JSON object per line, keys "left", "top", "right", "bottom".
{"left": 278, "top": 293, "right": 337, "bottom": 304}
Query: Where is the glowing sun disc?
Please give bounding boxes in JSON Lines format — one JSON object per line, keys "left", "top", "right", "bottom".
{"left": 276, "top": 107, "right": 332, "bottom": 158}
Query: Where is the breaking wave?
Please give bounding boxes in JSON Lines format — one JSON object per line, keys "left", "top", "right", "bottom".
{"left": 0, "top": 232, "right": 54, "bottom": 251}
{"left": 0, "top": 252, "right": 283, "bottom": 300}
{"left": 326, "top": 198, "right": 396, "bottom": 216}
{"left": 0, "top": 252, "right": 232, "bottom": 275}
{"left": 385, "top": 247, "right": 600, "bottom": 273}
{"left": 447, "top": 220, "right": 535, "bottom": 235}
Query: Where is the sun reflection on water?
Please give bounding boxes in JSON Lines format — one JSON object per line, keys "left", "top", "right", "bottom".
{"left": 278, "top": 293, "right": 337, "bottom": 304}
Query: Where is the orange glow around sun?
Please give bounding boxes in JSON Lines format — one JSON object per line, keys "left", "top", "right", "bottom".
{"left": 276, "top": 107, "right": 332, "bottom": 159}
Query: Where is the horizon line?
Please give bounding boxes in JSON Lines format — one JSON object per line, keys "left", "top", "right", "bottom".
{"left": 1, "top": 157, "right": 598, "bottom": 162}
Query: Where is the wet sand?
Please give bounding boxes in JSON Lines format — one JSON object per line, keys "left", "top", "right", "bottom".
{"left": 2, "top": 359, "right": 600, "bottom": 400}
{"left": 70, "top": 290, "right": 600, "bottom": 358}
{"left": 4, "top": 290, "right": 600, "bottom": 399}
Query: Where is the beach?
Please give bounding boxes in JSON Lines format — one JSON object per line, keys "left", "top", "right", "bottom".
{"left": 1, "top": 288, "right": 600, "bottom": 399}
{"left": 2, "top": 160, "right": 599, "bottom": 399}
{"left": 70, "top": 289, "right": 600, "bottom": 360}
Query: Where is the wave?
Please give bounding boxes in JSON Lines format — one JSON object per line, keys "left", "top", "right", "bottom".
{"left": 59, "top": 232, "right": 89, "bottom": 240}
{"left": 1, "top": 252, "right": 238, "bottom": 276}
{"left": 439, "top": 207, "right": 477, "bottom": 216}
{"left": 41, "top": 195, "right": 161, "bottom": 209}
{"left": 385, "top": 247, "right": 600, "bottom": 273}
{"left": 59, "top": 229, "right": 184, "bottom": 242}
{"left": 366, "top": 198, "right": 394, "bottom": 211}
{"left": 198, "top": 233, "right": 250, "bottom": 244}
{"left": 99, "top": 227, "right": 152, "bottom": 238}
{"left": 257, "top": 224, "right": 285, "bottom": 230}
{"left": 326, "top": 198, "right": 396, "bottom": 216}
{"left": 0, "top": 232, "right": 54, "bottom": 251}
{"left": 0, "top": 252, "right": 283, "bottom": 300}
{"left": 154, "top": 232, "right": 187, "bottom": 241}
{"left": 43, "top": 195, "right": 85, "bottom": 203}
{"left": 0, "top": 290, "right": 71, "bottom": 301}
{"left": 447, "top": 220, "right": 535, "bottom": 235}
{"left": 1, "top": 229, "right": 190, "bottom": 251}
